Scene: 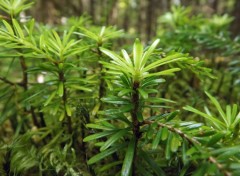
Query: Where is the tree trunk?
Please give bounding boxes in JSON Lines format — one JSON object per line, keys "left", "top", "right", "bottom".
{"left": 231, "top": 0, "right": 240, "bottom": 36}
{"left": 146, "top": 0, "right": 153, "bottom": 41}
{"left": 89, "top": 0, "right": 95, "bottom": 23}
{"left": 137, "top": 0, "right": 145, "bottom": 39}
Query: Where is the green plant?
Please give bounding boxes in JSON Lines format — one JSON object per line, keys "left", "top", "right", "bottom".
{"left": 156, "top": 5, "right": 240, "bottom": 112}
{"left": 0, "top": 1, "right": 240, "bottom": 176}
{"left": 184, "top": 92, "right": 240, "bottom": 176}
{"left": 0, "top": 0, "right": 126, "bottom": 175}
{"left": 184, "top": 92, "right": 240, "bottom": 135}
{"left": 83, "top": 39, "right": 240, "bottom": 175}
{"left": 0, "top": 0, "right": 34, "bottom": 18}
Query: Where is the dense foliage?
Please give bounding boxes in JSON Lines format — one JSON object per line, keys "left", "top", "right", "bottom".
{"left": 0, "top": 1, "right": 239, "bottom": 176}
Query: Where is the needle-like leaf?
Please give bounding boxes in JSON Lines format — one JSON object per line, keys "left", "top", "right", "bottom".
{"left": 121, "top": 137, "right": 136, "bottom": 176}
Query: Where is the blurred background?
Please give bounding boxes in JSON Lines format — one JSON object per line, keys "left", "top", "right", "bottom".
{"left": 29, "top": 0, "right": 240, "bottom": 41}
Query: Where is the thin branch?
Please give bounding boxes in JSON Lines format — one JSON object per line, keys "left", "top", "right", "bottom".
{"left": 97, "top": 43, "right": 105, "bottom": 111}
{"left": 0, "top": 76, "right": 34, "bottom": 87}
{"left": 143, "top": 120, "right": 232, "bottom": 176}
{"left": 143, "top": 120, "right": 200, "bottom": 145}
{"left": 0, "top": 15, "right": 11, "bottom": 20}
{"left": 0, "top": 77, "right": 17, "bottom": 86}
{"left": 209, "top": 156, "right": 232, "bottom": 176}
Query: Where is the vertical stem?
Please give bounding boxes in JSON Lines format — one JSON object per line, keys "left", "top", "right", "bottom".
{"left": 59, "top": 71, "right": 72, "bottom": 133}
{"left": 3, "top": 151, "right": 11, "bottom": 175}
{"left": 20, "top": 57, "right": 39, "bottom": 127}
{"left": 20, "top": 58, "right": 40, "bottom": 127}
{"left": 10, "top": 16, "right": 40, "bottom": 128}
{"left": 130, "top": 81, "right": 141, "bottom": 175}
{"left": 14, "top": 24, "right": 40, "bottom": 127}
{"left": 97, "top": 44, "right": 105, "bottom": 111}
{"left": 131, "top": 82, "right": 140, "bottom": 138}
{"left": 228, "top": 75, "right": 235, "bottom": 103}
{"left": 19, "top": 57, "right": 28, "bottom": 90}
{"left": 98, "top": 63, "right": 105, "bottom": 100}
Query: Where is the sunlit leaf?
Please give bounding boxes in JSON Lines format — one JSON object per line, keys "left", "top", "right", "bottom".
{"left": 141, "top": 39, "right": 160, "bottom": 68}
{"left": 205, "top": 91, "right": 227, "bottom": 126}
{"left": 12, "top": 19, "right": 24, "bottom": 38}
{"left": 133, "top": 38, "right": 143, "bottom": 70}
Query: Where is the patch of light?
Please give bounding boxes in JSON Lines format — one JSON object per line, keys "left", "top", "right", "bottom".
{"left": 37, "top": 74, "right": 45, "bottom": 83}
{"left": 61, "top": 17, "right": 68, "bottom": 24}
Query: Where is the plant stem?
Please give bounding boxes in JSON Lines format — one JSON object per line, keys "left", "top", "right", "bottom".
{"left": 19, "top": 56, "right": 40, "bottom": 128}
{"left": 143, "top": 120, "right": 200, "bottom": 146}
{"left": 12, "top": 51, "right": 40, "bottom": 129}
{"left": 19, "top": 57, "right": 28, "bottom": 90}
{"left": 3, "top": 150, "right": 11, "bottom": 175}
{"left": 143, "top": 120, "right": 232, "bottom": 176}
{"left": 131, "top": 82, "right": 141, "bottom": 138}
{"left": 9, "top": 17, "right": 40, "bottom": 128}
{"left": 209, "top": 156, "right": 232, "bottom": 176}
{"left": 97, "top": 44, "right": 106, "bottom": 111}
{"left": 0, "top": 77, "right": 18, "bottom": 86}
{"left": 228, "top": 75, "right": 235, "bottom": 103}
{"left": 98, "top": 63, "right": 105, "bottom": 100}
{"left": 59, "top": 71, "right": 72, "bottom": 133}
{"left": 130, "top": 81, "right": 141, "bottom": 175}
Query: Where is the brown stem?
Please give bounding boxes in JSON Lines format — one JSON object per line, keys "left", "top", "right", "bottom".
{"left": 143, "top": 120, "right": 232, "bottom": 176}
{"left": 130, "top": 81, "right": 141, "bottom": 175}
{"left": 30, "top": 106, "right": 40, "bottom": 127}
{"left": 0, "top": 15, "right": 11, "bottom": 20}
{"left": 98, "top": 64, "right": 105, "bottom": 99}
{"left": 96, "top": 44, "right": 105, "bottom": 112}
{"left": 228, "top": 75, "right": 235, "bottom": 103}
{"left": 143, "top": 120, "right": 200, "bottom": 146}
{"left": 131, "top": 82, "right": 141, "bottom": 138}
{"left": 19, "top": 56, "right": 28, "bottom": 90}
{"left": 0, "top": 77, "right": 18, "bottom": 86}
{"left": 209, "top": 156, "right": 232, "bottom": 176}
{"left": 19, "top": 56, "right": 40, "bottom": 127}
{"left": 9, "top": 17, "right": 39, "bottom": 128}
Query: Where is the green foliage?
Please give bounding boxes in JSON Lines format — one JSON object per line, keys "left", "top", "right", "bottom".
{"left": 158, "top": 6, "right": 235, "bottom": 54}
{"left": 184, "top": 92, "right": 240, "bottom": 132}
{"left": 158, "top": 5, "right": 240, "bottom": 109}
{"left": 0, "top": 0, "right": 34, "bottom": 18}
{"left": 0, "top": 1, "right": 239, "bottom": 176}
